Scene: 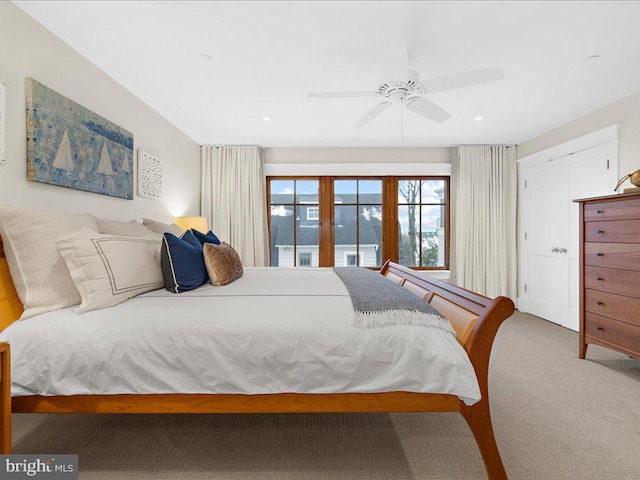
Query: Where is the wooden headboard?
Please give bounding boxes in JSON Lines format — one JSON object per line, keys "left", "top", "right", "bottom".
{"left": 0, "top": 235, "right": 24, "bottom": 330}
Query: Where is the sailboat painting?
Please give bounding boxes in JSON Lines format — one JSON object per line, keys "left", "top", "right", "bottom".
{"left": 26, "top": 78, "right": 133, "bottom": 199}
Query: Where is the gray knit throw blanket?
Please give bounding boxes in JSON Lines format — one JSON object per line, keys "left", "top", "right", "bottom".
{"left": 332, "top": 267, "right": 456, "bottom": 336}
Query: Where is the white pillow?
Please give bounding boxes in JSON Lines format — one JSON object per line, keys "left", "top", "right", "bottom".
{"left": 0, "top": 204, "right": 98, "bottom": 319}
{"left": 142, "top": 218, "right": 183, "bottom": 236}
{"left": 56, "top": 229, "right": 164, "bottom": 314}
{"left": 97, "top": 218, "right": 152, "bottom": 237}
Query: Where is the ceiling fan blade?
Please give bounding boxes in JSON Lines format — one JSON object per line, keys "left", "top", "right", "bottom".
{"left": 405, "top": 96, "right": 451, "bottom": 123}
{"left": 353, "top": 102, "right": 392, "bottom": 128}
{"left": 382, "top": 41, "right": 409, "bottom": 83}
{"left": 422, "top": 66, "right": 504, "bottom": 95}
{"left": 308, "top": 91, "right": 378, "bottom": 98}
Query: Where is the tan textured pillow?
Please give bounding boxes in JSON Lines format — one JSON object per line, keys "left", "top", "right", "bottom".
{"left": 203, "top": 242, "right": 243, "bottom": 286}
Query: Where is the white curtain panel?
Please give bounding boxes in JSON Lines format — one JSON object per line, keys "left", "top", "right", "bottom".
{"left": 201, "top": 146, "right": 270, "bottom": 267}
{"left": 453, "top": 146, "right": 517, "bottom": 300}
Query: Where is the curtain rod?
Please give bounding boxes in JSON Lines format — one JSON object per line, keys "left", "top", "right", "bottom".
{"left": 202, "top": 145, "right": 265, "bottom": 149}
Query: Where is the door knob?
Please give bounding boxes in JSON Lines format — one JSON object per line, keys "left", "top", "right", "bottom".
{"left": 551, "top": 247, "right": 559, "bottom": 253}
{"left": 560, "top": 247, "right": 568, "bottom": 253}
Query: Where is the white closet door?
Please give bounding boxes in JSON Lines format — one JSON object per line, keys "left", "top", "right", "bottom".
{"left": 521, "top": 141, "right": 617, "bottom": 331}
{"left": 525, "top": 160, "right": 569, "bottom": 324}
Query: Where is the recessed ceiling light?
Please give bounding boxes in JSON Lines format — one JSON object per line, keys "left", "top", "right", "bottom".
{"left": 262, "top": 116, "right": 272, "bottom": 122}
{"left": 585, "top": 55, "right": 599, "bottom": 63}
{"left": 201, "top": 54, "right": 213, "bottom": 62}
{"left": 474, "top": 116, "right": 484, "bottom": 121}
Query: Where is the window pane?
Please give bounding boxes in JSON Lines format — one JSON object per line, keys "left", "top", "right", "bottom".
{"left": 421, "top": 180, "right": 446, "bottom": 204}
{"left": 334, "top": 205, "right": 357, "bottom": 267}
{"left": 296, "top": 180, "right": 319, "bottom": 204}
{"left": 296, "top": 205, "right": 318, "bottom": 267}
{"left": 359, "top": 206, "right": 382, "bottom": 267}
{"left": 358, "top": 180, "right": 382, "bottom": 204}
{"left": 398, "top": 180, "right": 420, "bottom": 205}
{"left": 270, "top": 205, "right": 294, "bottom": 266}
{"left": 421, "top": 204, "right": 445, "bottom": 267}
{"left": 270, "top": 180, "right": 294, "bottom": 204}
{"left": 398, "top": 204, "right": 419, "bottom": 267}
{"left": 334, "top": 180, "right": 357, "bottom": 204}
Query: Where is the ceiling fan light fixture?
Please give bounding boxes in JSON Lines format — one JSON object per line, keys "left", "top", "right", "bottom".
{"left": 584, "top": 55, "right": 600, "bottom": 63}
{"left": 262, "top": 116, "right": 272, "bottom": 122}
{"left": 474, "top": 116, "right": 485, "bottom": 121}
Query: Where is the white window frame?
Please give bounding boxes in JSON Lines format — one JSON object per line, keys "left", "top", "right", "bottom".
{"left": 344, "top": 252, "right": 363, "bottom": 267}
{"left": 298, "top": 252, "right": 312, "bottom": 266}
{"left": 306, "top": 206, "right": 319, "bottom": 220}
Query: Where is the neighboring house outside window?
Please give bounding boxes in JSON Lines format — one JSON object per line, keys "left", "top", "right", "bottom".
{"left": 268, "top": 176, "right": 449, "bottom": 270}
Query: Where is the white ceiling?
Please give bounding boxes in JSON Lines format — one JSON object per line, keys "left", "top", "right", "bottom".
{"left": 14, "top": 1, "right": 640, "bottom": 147}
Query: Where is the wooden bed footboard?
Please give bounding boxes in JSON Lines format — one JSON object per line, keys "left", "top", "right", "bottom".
{"left": 1, "top": 235, "right": 514, "bottom": 479}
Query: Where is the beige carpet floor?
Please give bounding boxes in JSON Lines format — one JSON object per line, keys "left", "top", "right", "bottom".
{"left": 12, "top": 312, "right": 640, "bottom": 479}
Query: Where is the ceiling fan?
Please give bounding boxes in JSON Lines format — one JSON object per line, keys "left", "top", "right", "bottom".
{"left": 308, "top": 42, "right": 504, "bottom": 130}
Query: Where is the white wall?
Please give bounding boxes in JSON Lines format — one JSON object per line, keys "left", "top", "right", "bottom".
{"left": 265, "top": 147, "right": 452, "bottom": 164}
{"left": 518, "top": 89, "right": 640, "bottom": 175}
{"left": 0, "top": 2, "right": 200, "bottom": 222}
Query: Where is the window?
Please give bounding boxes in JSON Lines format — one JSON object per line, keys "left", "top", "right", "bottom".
{"left": 398, "top": 179, "right": 447, "bottom": 267}
{"left": 344, "top": 252, "right": 363, "bottom": 267}
{"left": 334, "top": 179, "right": 382, "bottom": 267}
{"left": 298, "top": 252, "right": 312, "bottom": 266}
{"left": 268, "top": 176, "right": 449, "bottom": 270}
{"left": 269, "top": 179, "right": 319, "bottom": 267}
{"left": 306, "top": 207, "right": 319, "bottom": 220}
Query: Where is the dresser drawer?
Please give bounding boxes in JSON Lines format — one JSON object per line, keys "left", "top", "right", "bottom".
{"left": 584, "top": 243, "right": 640, "bottom": 270}
{"left": 585, "top": 289, "right": 640, "bottom": 327}
{"left": 585, "top": 266, "right": 640, "bottom": 298}
{"left": 584, "top": 220, "right": 640, "bottom": 243}
{"left": 584, "top": 198, "right": 640, "bottom": 222}
{"left": 585, "top": 313, "right": 640, "bottom": 355}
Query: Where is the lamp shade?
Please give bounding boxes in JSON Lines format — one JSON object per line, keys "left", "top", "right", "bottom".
{"left": 175, "top": 216, "right": 208, "bottom": 233}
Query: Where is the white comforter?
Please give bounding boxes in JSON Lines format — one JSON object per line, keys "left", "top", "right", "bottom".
{"left": 0, "top": 268, "right": 482, "bottom": 405}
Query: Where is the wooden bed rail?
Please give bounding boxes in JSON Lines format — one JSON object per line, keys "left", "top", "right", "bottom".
{"left": 0, "top": 235, "right": 514, "bottom": 479}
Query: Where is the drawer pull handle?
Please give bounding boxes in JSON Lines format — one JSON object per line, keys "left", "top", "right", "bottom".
{"left": 596, "top": 276, "right": 603, "bottom": 281}
{"left": 597, "top": 326, "right": 604, "bottom": 331}
{"left": 596, "top": 252, "right": 604, "bottom": 257}
{"left": 596, "top": 229, "right": 604, "bottom": 234}
{"left": 596, "top": 209, "right": 603, "bottom": 214}
{"left": 596, "top": 301, "right": 604, "bottom": 306}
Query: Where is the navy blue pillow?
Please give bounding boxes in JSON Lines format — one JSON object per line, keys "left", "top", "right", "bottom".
{"left": 160, "top": 230, "right": 208, "bottom": 293}
{"left": 191, "top": 229, "right": 221, "bottom": 246}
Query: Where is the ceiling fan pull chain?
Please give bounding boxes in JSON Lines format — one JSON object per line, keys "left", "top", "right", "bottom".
{"left": 401, "top": 103, "right": 404, "bottom": 144}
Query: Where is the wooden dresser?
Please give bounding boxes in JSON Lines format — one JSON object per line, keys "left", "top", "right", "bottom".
{"left": 575, "top": 192, "right": 640, "bottom": 359}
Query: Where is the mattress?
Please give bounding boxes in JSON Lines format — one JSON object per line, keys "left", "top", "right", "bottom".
{"left": 0, "top": 267, "right": 482, "bottom": 405}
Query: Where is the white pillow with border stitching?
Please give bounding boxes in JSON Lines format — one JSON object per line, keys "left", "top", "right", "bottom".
{"left": 56, "top": 230, "right": 164, "bottom": 313}
{"left": 56, "top": 229, "right": 164, "bottom": 314}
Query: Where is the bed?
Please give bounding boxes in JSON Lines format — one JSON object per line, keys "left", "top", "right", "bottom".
{"left": 0, "top": 234, "right": 515, "bottom": 479}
